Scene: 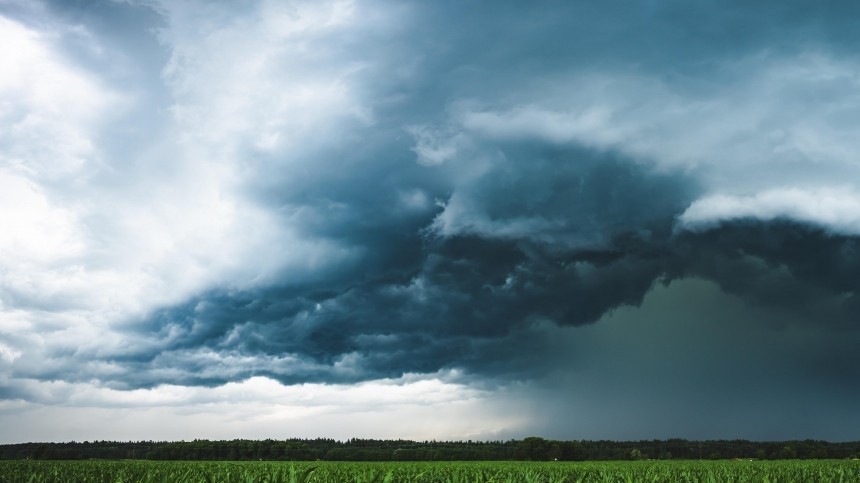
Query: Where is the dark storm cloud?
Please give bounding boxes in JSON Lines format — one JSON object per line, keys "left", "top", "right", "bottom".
{"left": 20, "top": 0, "right": 845, "bottom": 391}
{"left": 127, "top": 167, "right": 860, "bottom": 388}
{"left": 5, "top": 0, "right": 860, "bottom": 440}
{"left": 675, "top": 222, "right": 860, "bottom": 328}
{"left": 518, "top": 277, "right": 860, "bottom": 441}
{"left": 109, "top": 147, "right": 691, "bottom": 387}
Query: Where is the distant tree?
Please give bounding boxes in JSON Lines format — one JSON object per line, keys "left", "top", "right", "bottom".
{"left": 780, "top": 446, "right": 796, "bottom": 459}
{"left": 33, "top": 445, "right": 48, "bottom": 460}
{"left": 517, "top": 437, "right": 550, "bottom": 461}
{"left": 809, "top": 449, "right": 828, "bottom": 459}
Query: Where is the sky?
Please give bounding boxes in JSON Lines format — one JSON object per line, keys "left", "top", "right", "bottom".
{"left": 1, "top": 0, "right": 859, "bottom": 443}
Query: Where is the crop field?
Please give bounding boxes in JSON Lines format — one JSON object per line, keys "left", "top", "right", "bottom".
{"left": 1, "top": 459, "right": 859, "bottom": 482}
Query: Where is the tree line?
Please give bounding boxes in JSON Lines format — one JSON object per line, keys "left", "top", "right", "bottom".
{"left": 1, "top": 438, "right": 857, "bottom": 461}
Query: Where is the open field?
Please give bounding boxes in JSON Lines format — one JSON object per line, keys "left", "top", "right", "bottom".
{"left": 1, "top": 459, "right": 859, "bottom": 482}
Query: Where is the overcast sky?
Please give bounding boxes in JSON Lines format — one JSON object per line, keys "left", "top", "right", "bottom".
{"left": 1, "top": 0, "right": 860, "bottom": 443}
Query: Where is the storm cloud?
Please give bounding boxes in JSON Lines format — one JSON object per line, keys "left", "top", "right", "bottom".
{"left": 1, "top": 0, "right": 859, "bottom": 441}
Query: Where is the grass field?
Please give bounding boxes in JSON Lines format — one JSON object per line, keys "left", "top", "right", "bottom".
{"left": 1, "top": 459, "right": 859, "bottom": 482}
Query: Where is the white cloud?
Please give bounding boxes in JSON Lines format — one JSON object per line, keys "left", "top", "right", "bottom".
{"left": 0, "top": 342, "right": 20, "bottom": 363}
{"left": 154, "top": 0, "right": 375, "bottom": 158}
{"left": 430, "top": 192, "right": 567, "bottom": 243}
{"left": 406, "top": 125, "right": 465, "bottom": 166}
{"left": 0, "top": 374, "right": 532, "bottom": 442}
{"left": 416, "top": 52, "right": 860, "bottom": 235}
{"left": 0, "top": 16, "right": 118, "bottom": 320}
{"left": 0, "top": 170, "right": 85, "bottom": 264}
{"left": 460, "top": 105, "right": 614, "bottom": 147}
{"left": 455, "top": 53, "right": 860, "bottom": 183}
{"left": 678, "top": 188, "right": 860, "bottom": 234}
{"left": 0, "top": 15, "right": 119, "bottom": 180}
{"left": 0, "top": 2, "right": 379, "bottom": 394}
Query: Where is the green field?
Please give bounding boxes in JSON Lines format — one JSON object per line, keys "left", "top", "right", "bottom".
{"left": 1, "top": 460, "right": 859, "bottom": 483}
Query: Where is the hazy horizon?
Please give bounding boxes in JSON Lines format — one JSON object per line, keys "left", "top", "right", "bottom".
{"left": 1, "top": 0, "right": 859, "bottom": 444}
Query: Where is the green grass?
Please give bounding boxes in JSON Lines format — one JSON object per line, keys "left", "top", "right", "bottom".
{"left": 0, "top": 459, "right": 858, "bottom": 482}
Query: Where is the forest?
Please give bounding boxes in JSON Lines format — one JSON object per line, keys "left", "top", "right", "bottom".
{"left": 1, "top": 438, "right": 857, "bottom": 461}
